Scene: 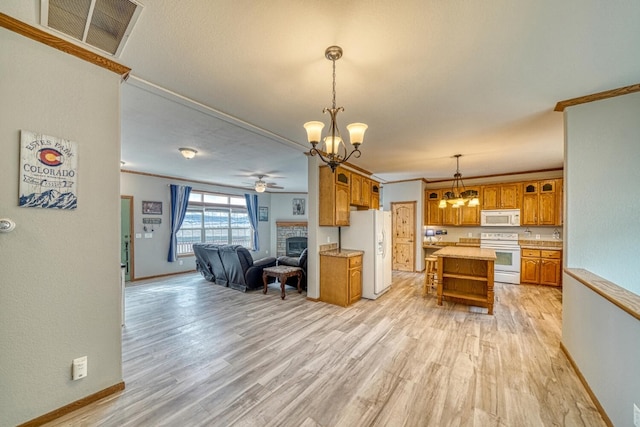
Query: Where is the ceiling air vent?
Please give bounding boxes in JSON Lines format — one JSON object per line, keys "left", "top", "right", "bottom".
{"left": 41, "top": 0, "right": 143, "bottom": 57}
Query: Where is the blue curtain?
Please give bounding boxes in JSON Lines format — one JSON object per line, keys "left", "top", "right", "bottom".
{"left": 245, "top": 193, "right": 260, "bottom": 251}
{"left": 167, "top": 184, "right": 192, "bottom": 262}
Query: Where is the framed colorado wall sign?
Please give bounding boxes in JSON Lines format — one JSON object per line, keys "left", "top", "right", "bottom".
{"left": 19, "top": 130, "right": 78, "bottom": 210}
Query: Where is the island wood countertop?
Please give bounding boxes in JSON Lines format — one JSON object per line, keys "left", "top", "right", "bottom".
{"left": 433, "top": 246, "right": 496, "bottom": 260}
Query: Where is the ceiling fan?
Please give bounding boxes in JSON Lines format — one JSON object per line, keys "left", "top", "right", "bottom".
{"left": 248, "top": 175, "right": 283, "bottom": 193}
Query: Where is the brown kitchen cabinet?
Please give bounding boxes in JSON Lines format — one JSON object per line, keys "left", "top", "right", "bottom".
{"left": 350, "top": 172, "right": 363, "bottom": 206}
{"left": 482, "top": 183, "right": 521, "bottom": 210}
{"left": 522, "top": 179, "right": 563, "bottom": 226}
{"left": 520, "top": 248, "right": 562, "bottom": 286}
{"left": 350, "top": 172, "right": 372, "bottom": 208}
{"left": 440, "top": 186, "right": 481, "bottom": 226}
{"left": 319, "top": 166, "right": 350, "bottom": 226}
{"left": 320, "top": 252, "right": 362, "bottom": 307}
{"left": 371, "top": 182, "right": 380, "bottom": 209}
{"left": 424, "top": 189, "right": 443, "bottom": 225}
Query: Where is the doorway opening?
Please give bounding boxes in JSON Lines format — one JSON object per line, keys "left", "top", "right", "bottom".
{"left": 121, "top": 195, "right": 134, "bottom": 281}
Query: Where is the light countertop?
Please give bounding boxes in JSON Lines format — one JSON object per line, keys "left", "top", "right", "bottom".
{"left": 319, "top": 249, "right": 364, "bottom": 258}
{"left": 433, "top": 246, "right": 496, "bottom": 260}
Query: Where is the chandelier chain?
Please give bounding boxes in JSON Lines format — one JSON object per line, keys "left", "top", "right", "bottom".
{"left": 331, "top": 57, "right": 337, "bottom": 109}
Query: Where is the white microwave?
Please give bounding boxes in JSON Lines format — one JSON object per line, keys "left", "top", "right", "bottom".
{"left": 481, "top": 209, "right": 520, "bottom": 227}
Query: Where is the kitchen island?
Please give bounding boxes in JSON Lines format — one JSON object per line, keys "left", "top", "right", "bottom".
{"left": 433, "top": 246, "right": 497, "bottom": 314}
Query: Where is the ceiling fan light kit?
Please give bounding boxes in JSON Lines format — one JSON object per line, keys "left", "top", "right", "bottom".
{"left": 305, "top": 46, "right": 368, "bottom": 172}
{"left": 439, "top": 154, "right": 479, "bottom": 208}
{"left": 255, "top": 179, "right": 267, "bottom": 193}
{"left": 252, "top": 175, "right": 283, "bottom": 193}
{"left": 179, "top": 147, "right": 197, "bottom": 159}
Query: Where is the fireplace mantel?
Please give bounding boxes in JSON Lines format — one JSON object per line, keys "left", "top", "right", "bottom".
{"left": 276, "top": 221, "right": 308, "bottom": 227}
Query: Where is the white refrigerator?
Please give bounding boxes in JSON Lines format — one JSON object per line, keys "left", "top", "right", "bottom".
{"left": 340, "top": 210, "right": 392, "bottom": 299}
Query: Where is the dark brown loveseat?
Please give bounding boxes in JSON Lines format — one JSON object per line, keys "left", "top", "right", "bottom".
{"left": 193, "top": 243, "right": 277, "bottom": 292}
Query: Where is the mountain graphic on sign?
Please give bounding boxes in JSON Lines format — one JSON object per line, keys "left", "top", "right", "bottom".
{"left": 20, "top": 189, "right": 77, "bottom": 209}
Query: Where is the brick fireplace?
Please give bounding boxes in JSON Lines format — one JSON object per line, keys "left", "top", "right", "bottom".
{"left": 276, "top": 221, "right": 307, "bottom": 257}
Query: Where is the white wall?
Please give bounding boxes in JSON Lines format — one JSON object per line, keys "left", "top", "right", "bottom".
{"left": 565, "top": 92, "right": 640, "bottom": 294}
{"left": 120, "top": 172, "right": 273, "bottom": 279}
{"left": 562, "top": 91, "right": 640, "bottom": 427}
{"left": 0, "top": 28, "right": 122, "bottom": 426}
{"left": 382, "top": 180, "right": 425, "bottom": 271}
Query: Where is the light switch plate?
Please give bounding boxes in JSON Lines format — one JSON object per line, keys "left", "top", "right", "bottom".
{"left": 72, "top": 356, "right": 87, "bottom": 380}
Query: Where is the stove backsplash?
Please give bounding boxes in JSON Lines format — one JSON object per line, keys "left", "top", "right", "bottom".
{"left": 425, "top": 225, "right": 562, "bottom": 243}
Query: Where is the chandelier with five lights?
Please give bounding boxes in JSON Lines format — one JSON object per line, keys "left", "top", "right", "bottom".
{"left": 439, "top": 154, "right": 479, "bottom": 208}
{"left": 304, "top": 46, "right": 368, "bottom": 172}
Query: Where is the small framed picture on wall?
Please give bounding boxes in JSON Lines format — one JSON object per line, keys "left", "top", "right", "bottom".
{"left": 292, "top": 198, "right": 305, "bottom": 215}
{"left": 142, "top": 201, "right": 162, "bottom": 215}
{"left": 259, "top": 206, "right": 268, "bottom": 221}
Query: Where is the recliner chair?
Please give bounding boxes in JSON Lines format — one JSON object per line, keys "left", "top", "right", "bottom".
{"left": 276, "top": 248, "right": 308, "bottom": 290}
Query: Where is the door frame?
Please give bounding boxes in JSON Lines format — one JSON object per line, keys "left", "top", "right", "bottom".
{"left": 121, "top": 195, "right": 135, "bottom": 281}
{"left": 391, "top": 200, "right": 417, "bottom": 272}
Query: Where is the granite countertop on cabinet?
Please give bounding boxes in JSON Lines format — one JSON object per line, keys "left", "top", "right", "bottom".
{"left": 423, "top": 242, "right": 457, "bottom": 249}
{"left": 519, "top": 239, "right": 563, "bottom": 251}
{"left": 319, "top": 249, "right": 364, "bottom": 258}
{"left": 433, "top": 246, "right": 496, "bottom": 261}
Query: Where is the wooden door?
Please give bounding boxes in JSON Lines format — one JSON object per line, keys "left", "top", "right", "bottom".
{"left": 361, "top": 177, "right": 371, "bottom": 208}
{"left": 481, "top": 185, "right": 500, "bottom": 209}
{"left": 522, "top": 182, "right": 539, "bottom": 225}
{"left": 520, "top": 257, "right": 540, "bottom": 284}
{"left": 500, "top": 183, "right": 521, "bottom": 209}
{"left": 442, "top": 203, "right": 459, "bottom": 225}
{"left": 538, "top": 180, "right": 557, "bottom": 225}
{"left": 424, "top": 190, "right": 442, "bottom": 225}
{"left": 371, "top": 183, "right": 380, "bottom": 209}
{"left": 459, "top": 186, "right": 481, "bottom": 225}
{"left": 349, "top": 264, "right": 362, "bottom": 304}
{"left": 350, "top": 173, "right": 362, "bottom": 206}
{"left": 392, "top": 201, "right": 416, "bottom": 272}
{"left": 540, "top": 259, "right": 561, "bottom": 286}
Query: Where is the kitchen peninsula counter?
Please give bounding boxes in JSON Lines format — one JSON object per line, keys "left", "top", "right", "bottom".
{"left": 433, "top": 246, "right": 496, "bottom": 314}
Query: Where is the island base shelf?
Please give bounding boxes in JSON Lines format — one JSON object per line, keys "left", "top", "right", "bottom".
{"left": 434, "top": 246, "right": 496, "bottom": 315}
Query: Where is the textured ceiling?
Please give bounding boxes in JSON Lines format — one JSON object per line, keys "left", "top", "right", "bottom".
{"left": 4, "top": 1, "right": 640, "bottom": 192}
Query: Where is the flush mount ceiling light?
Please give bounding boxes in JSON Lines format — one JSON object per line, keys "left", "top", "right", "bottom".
{"left": 439, "top": 154, "right": 479, "bottom": 208}
{"left": 179, "top": 148, "right": 197, "bottom": 159}
{"left": 304, "top": 46, "right": 368, "bottom": 172}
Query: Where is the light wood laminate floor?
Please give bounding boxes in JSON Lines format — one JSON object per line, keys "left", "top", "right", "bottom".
{"left": 45, "top": 272, "right": 605, "bottom": 427}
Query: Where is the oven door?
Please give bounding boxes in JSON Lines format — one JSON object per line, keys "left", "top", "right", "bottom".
{"left": 481, "top": 243, "right": 521, "bottom": 284}
{"left": 492, "top": 248, "right": 520, "bottom": 272}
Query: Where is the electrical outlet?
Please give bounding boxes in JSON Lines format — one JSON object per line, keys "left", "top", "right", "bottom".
{"left": 633, "top": 403, "right": 640, "bottom": 427}
{"left": 178, "top": 259, "right": 183, "bottom": 265}
{"left": 72, "top": 356, "right": 87, "bottom": 380}
{"left": 535, "top": 234, "right": 540, "bottom": 239}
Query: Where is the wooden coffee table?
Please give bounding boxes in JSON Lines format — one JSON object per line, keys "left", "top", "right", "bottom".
{"left": 262, "top": 265, "right": 303, "bottom": 300}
